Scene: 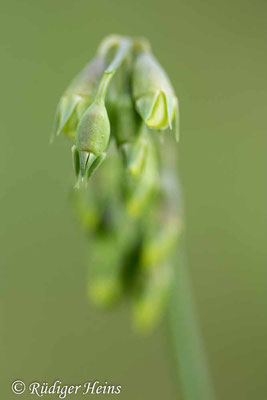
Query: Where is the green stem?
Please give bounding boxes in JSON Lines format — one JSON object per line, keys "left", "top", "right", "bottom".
{"left": 105, "top": 38, "right": 131, "bottom": 74}
{"left": 97, "top": 34, "right": 122, "bottom": 57}
{"left": 168, "top": 242, "right": 216, "bottom": 400}
{"left": 94, "top": 38, "right": 132, "bottom": 105}
{"left": 94, "top": 72, "right": 113, "bottom": 104}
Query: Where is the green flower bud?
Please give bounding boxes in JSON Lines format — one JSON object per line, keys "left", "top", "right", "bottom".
{"left": 67, "top": 56, "right": 106, "bottom": 98}
{"left": 52, "top": 56, "right": 106, "bottom": 141}
{"left": 75, "top": 100, "right": 110, "bottom": 181}
{"left": 74, "top": 37, "right": 132, "bottom": 182}
{"left": 77, "top": 102, "right": 110, "bottom": 155}
{"left": 133, "top": 263, "right": 173, "bottom": 332}
{"left": 52, "top": 35, "right": 131, "bottom": 142}
{"left": 132, "top": 52, "right": 179, "bottom": 140}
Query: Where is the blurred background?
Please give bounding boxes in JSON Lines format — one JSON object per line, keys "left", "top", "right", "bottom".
{"left": 0, "top": 0, "right": 266, "bottom": 399}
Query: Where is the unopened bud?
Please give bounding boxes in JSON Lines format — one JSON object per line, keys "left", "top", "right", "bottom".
{"left": 52, "top": 56, "right": 106, "bottom": 140}
{"left": 132, "top": 52, "right": 179, "bottom": 140}
{"left": 76, "top": 101, "right": 110, "bottom": 180}
{"left": 77, "top": 102, "right": 110, "bottom": 155}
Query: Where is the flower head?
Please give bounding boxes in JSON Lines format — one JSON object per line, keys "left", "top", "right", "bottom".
{"left": 51, "top": 35, "right": 182, "bottom": 332}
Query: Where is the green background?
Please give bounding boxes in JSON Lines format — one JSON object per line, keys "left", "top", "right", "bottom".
{"left": 1, "top": 0, "right": 266, "bottom": 399}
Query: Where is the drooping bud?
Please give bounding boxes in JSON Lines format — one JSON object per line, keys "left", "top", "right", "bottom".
{"left": 74, "top": 37, "right": 132, "bottom": 182}
{"left": 74, "top": 71, "right": 112, "bottom": 183}
{"left": 51, "top": 35, "right": 131, "bottom": 142}
{"left": 76, "top": 100, "right": 110, "bottom": 176}
{"left": 132, "top": 51, "right": 179, "bottom": 140}
{"left": 52, "top": 56, "right": 106, "bottom": 141}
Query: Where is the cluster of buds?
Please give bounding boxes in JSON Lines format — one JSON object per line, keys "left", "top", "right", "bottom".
{"left": 53, "top": 35, "right": 182, "bottom": 332}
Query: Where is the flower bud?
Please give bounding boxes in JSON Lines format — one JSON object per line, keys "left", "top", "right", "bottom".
{"left": 76, "top": 101, "right": 110, "bottom": 179}
{"left": 74, "top": 38, "right": 132, "bottom": 182}
{"left": 77, "top": 102, "right": 110, "bottom": 155}
{"left": 52, "top": 56, "right": 106, "bottom": 140}
{"left": 132, "top": 52, "right": 179, "bottom": 140}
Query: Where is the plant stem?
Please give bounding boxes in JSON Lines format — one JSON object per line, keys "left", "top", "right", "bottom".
{"left": 95, "top": 38, "right": 132, "bottom": 105}
{"left": 94, "top": 72, "right": 113, "bottom": 104}
{"left": 168, "top": 241, "right": 216, "bottom": 400}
